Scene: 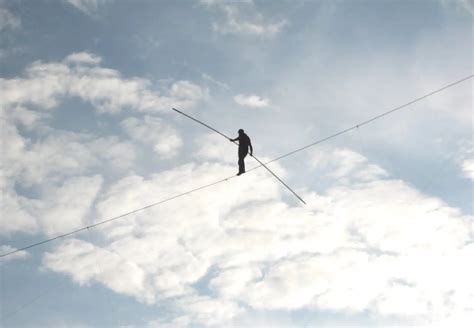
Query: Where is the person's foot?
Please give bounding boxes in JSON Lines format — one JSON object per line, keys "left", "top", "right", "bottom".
{"left": 236, "top": 171, "right": 245, "bottom": 176}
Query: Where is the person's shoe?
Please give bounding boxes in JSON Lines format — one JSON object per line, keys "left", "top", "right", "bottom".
{"left": 236, "top": 171, "right": 245, "bottom": 176}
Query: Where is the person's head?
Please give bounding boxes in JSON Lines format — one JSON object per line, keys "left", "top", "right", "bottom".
{"left": 238, "top": 129, "right": 244, "bottom": 135}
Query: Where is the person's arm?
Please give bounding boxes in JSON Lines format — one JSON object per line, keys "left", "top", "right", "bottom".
{"left": 249, "top": 139, "right": 253, "bottom": 156}
{"left": 229, "top": 136, "right": 238, "bottom": 142}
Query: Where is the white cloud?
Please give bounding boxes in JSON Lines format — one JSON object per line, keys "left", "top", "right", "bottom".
{"left": 0, "top": 175, "right": 103, "bottom": 236}
{"left": 0, "top": 8, "right": 21, "bottom": 31}
{"left": 94, "top": 162, "right": 279, "bottom": 224}
{"left": 41, "top": 147, "right": 473, "bottom": 326}
{"left": 209, "top": 266, "right": 262, "bottom": 298}
{"left": 17, "top": 134, "right": 97, "bottom": 185}
{"left": 234, "top": 94, "right": 269, "bottom": 108}
{"left": 0, "top": 245, "right": 29, "bottom": 263}
{"left": 43, "top": 162, "right": 279, "bottom": 299}
{"left": 0, "top": 133, "right": 133, "bottom": 236}
{"left": 43, "top": 238, "right": 155, "bottom": 303}
{"left": 88, "top": 136, "right": 137, "bottom": 170}
{"left": 193, "top": 132, "right": 236, "bottom": 164}
{"left": 312, "top": 148, "right": 388, "bottom": 184}
{"left": 0, "top": 53, "right": 207, "bottom": 113}
{"left": 168, "top": 80, "right": 209, "bottom": 111}
{"left": 0, "top": 124, "right": 135, "bottom": 187}
{"left": 2, "top": 3, "right": 471, "bottom": 326}
{"left": 462, "top": 159, "right": 474, "bottom": 180}
{"left": 3, "top": 106, "right": 47, "bottom": 128}
{"left": 0, "top": 187, "right": 39, "bottom": 235}
{"left": 64, "top": 52, "right": 102, "bottom": 65}
{"left": 121, "top": 116, "right": 183, "bottom": 159}
{"left": 455, "top": 140, "right": 474, "bottom": 181}
{"left": 65, "top": 0, "right": 112, "bottom": 16}
{"left": 164, "top": 295, "right": 243, "bottom": 326}
{"left": 0, "top": 108, "right": 135, "bottom": 236}
{"left": 0, "top": 54, "right": 204, "bottom": 238}
{"left": 33, "top": 175, "right": 103, "bottom": 235}
{"left": 201, "top": 1, "right": 287, "bottom": 38}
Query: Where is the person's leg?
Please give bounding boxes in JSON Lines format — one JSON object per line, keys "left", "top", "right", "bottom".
{"left": 238, "top": 151, "right": 248, "bottom": 175}
{"left": 238, "top": 156, "right": 244, "bottom": 174}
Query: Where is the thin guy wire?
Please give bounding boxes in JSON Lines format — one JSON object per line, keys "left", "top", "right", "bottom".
{"left": 256, "top": 74, "right": 473, "bottom": 166}
{"left": 1, "top": 74, "right": 471, "bottom": 259}
{"left": 1, "top": 278, "right": 69, "bottom": 322}
{"left": 0, "top": 175, "right": 237, "bottom": 258}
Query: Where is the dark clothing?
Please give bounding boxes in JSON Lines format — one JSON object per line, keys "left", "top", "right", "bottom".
{"left": 237, "top": 133, "right": 251, "bottom": 152}
{"left": 238, "top": 149, "right": 248, "bottom": 174}
{"left": 231, "top": 132, "right": 252, "bottom": 175}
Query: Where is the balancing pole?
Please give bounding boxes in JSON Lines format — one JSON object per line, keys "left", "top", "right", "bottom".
{"left": 172, "top": 108, "right": 306, "bottom": 205}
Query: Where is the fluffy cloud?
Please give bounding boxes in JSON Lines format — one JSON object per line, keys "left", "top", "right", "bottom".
{"left": 0, "top": 53, "right": 207, "bottom": 113}
{"left": 43, "top": 161, "right": 279, "bottom": 293}
{"left": 158, "top": 295, "right": 244, "bottom": 327}
{"left": 0, "top": 102, "right": 135, "bottom": 237}
{"left": 41, "top": 147, "right": 473, "bottom": 326}
{"left": 0, "top": 131, "right": 132, "bottom": 235}
{"left": 43, "top": 238, "right": 155, "bottom": 303}
{"left": 0, "top": 53, "right": 207, "bottom": 240}
{"left": 0, "top": 8, "right": 21, "bottom": 31}
{"left": 234, "top": 94, "right": 270, "bottom": 108}
{"left": 201, "top": 0, "right": 287, "bottom": 38}
{"left": 33, "top": 175, "right": 103, "bottom": 235}
{"left": 193, "top": 132, "right": 236, "bottom": 164}
{"left": 94, "top": 161, "right": 279, "bottom": 224}
{"left": 0, "top": 121, "right": 135, "bottom": 187}
{"left": 121, "top": 116, "right": 183, "bottom": 159}
{"left": 312, "top": 148, "right": 388, "bottom": 184}
{"left": 1, "top": 188, "right": 39, "bottom": 235}
{"left": 87, "top": 136, "right": 137, "bottom": 170}
{"left": 1, "top": 175, "right": 103, "bottom": 236}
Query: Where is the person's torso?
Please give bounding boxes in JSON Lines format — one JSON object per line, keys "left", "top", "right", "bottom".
{"left": 239, "top": 134, "right": 250, "bottom": 149}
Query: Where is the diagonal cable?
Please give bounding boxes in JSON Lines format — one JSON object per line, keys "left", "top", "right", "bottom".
{"left": 0, "top": 74, "right": 471, "bottom": 259}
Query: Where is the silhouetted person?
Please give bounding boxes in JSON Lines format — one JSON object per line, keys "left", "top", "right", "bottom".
{"left": 229, "top": 129, "right": 253, "bottom": 176}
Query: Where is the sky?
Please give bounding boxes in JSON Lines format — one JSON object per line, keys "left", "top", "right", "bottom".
{"left": 0, "top": 0, "right": 473, "bottom": 327}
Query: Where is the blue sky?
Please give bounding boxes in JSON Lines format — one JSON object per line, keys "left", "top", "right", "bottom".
{"left": 1, "top": 0, "right": 473, "bottom": 327}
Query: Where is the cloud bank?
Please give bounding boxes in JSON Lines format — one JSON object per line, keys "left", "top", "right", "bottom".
{"left": 0, "top": 52, "right": 207, "bottom": 114}
{"left": 0, "top": 53, "right": 207, "bottom": 238}
{"left": 41, "top": 147, "right": 473, "bottom": 326}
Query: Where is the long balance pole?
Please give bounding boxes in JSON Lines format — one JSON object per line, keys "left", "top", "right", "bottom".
{"left": 172, "top": 108, "right": 306, "bottom": 205}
